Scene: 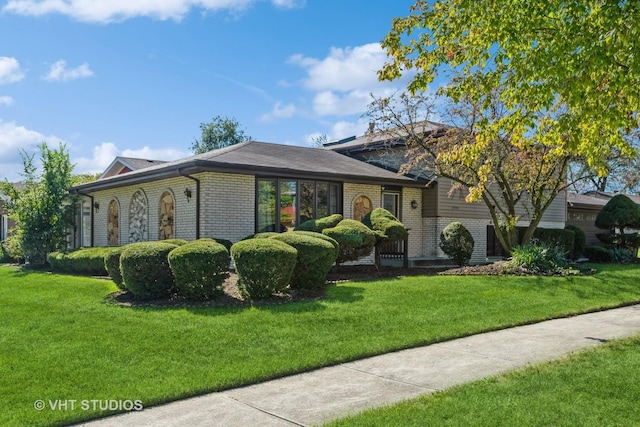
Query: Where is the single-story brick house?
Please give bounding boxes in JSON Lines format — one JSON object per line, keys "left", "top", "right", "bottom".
{"left": 70, "top": 130, "right": 568, "bottom": 265}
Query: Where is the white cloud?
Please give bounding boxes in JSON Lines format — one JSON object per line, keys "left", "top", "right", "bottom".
{"left": 0, "top": 57, "right": 25, "bottom": 85}
{"left": 0, "top": 96, "right": 14, "bottom": 106}
{"left": 73, "top": 142, "right": 191, "bottom": 175}
{"left": 43, "top": 60, "right": 94, "bottom": 82}
{"left": 289, "top": 43, "right": 387, "bottom": 92}
{"left": 330, "top": 120, "right": 368, "bottom": 140}
{"left": 260, "top": 101, "right": 296, "bottom": 122}
{"left": 1, "top": 0, "right": 297, "bottom": 23}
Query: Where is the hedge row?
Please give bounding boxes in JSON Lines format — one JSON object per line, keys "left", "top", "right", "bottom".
{"left": 49, "top": 247, "right": 112, "bottom": 276}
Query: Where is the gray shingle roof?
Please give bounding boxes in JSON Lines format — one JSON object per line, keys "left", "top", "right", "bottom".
{"left": 71, "top": 141, "right": 425, "bottom": 192}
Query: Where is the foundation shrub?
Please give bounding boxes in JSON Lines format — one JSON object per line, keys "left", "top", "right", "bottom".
{"left": 168, "top": 240, "right": 229, "bottom": 300}
{"left": 104, "top": 246, "right": 127, "bottom": 289}
{"left": 322, "top": 219, "right": 376, "bottom": 264}
{"left": 120, "top": 242, "right": 178, "bottom": 300}
{"left": 440, "top": 222, "right": 475, "bottom": 266}
{"left": 270, "top": 233, "right": 337, "bottom": 288}
{"left": 564, "top": 225, "right": 586, "bottom": 258}
{"left": 584, "top": 245, "right": 614, "bottom": 263}
{"left": 48, "top": 247, "right": 111, "bottom": 275}
{"left": 230, "top": 239, "right": 297, "bottom": 299}
{"left": 295, "top": 214, "right": 343, "bottom": 233}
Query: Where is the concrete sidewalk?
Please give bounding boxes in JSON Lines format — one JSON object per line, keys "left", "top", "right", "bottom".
{"left": 79, "top": 304, "right": 640, "bottom": 427}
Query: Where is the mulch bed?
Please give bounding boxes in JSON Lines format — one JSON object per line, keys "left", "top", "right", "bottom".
{"left": 106, "top": 261, "right": 596, "bottom": 308}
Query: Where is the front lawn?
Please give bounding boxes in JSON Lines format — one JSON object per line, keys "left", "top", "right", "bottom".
{"left": 1, "top": 264, "right": 640, "bottom": 426}
{"left": 326, "top": 335, "right": 640, "bottom": 426}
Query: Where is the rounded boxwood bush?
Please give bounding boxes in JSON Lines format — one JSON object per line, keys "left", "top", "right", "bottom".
{"left": 322, "top": 219, "right": 376, "bottom": 264}
{"left": 251, "top": 232, "right": 281, "bottom": 239}
{"left": 270, "top": 232, "right": 338, "bottom": 289}
{"left": 104, "top": 246, "right": 127, "bottom": 289}
{"left": 295, "top": 214, "right": 343, "bottom": 232}
{"left": 120, "top": 242, "right": 178, "bottom": 300}
{"left": 160, "top": 238, "right": 189, "bottom": 246}
{"left": 292, "top": 230, "right": 340, "bottom": 260}
{"left": 49, "top": 247, "right": 111, "bottom": 275}
{"left": 440, "top": 222, "right": 475, "bottom": 266}
{"left": 564, "top": 225, "right": 586, "bottom": 258}
{"left": 230, "top": 239, "right": 297, "bottom": 299}
{"left": 168, "top": 240, "right": 229, "bottom": 300}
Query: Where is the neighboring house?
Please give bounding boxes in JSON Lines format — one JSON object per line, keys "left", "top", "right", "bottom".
{"left": 326, "top": 129, "right": 567, "bottom": 263}
{"left": 70, "top": 132, "right": 569, "bottom": 265}
{"left": 69, "top": 141, "right": 426, "bottom": 263}
{"left": 0, "top": 184, "right": 21, "bottom": 242}
{"left": 566, "top": 191, "right": 640, "bottom": 245}
{"left": 566, "top": 193, "right": 609, "bottom": 245}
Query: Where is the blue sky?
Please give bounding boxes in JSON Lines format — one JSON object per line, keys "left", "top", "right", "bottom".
{"left": 0, "top": 0, "right": 418, "bottom": 181}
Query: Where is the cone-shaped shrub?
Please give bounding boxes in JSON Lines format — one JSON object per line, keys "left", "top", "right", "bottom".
{"left": 120, "top": 242, "right": 178, "bottom": 300}
{"left": 231, "top": 239, "right": 297, "bottom": 299}
{"left": 168, "top": 240, "right": 229, "bottom": 300}
{"left": 271, "top": 232, "right": 337, "bottom": 288}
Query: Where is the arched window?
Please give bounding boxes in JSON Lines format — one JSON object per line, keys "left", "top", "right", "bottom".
{"left": 129, "top": 190, "right": 148, "bottom": 243}
{"left": 159, "top": 191, "right": 175, "bottom": 240}
{"left": 107, "top": 199, "right": 120, "bottom": 246}
{"left": 353, "top": 195, "right": 372, "bottom": 221}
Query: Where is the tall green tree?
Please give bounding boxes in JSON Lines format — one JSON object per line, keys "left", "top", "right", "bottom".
{"left": 380, "top": 0, "right": 638, "bottom": 184}
{"left": 366, "top": 90, "right": 579, "bottom": 253}
{"left": 1, "top": 143, "right": 75, "bottom": 265}
{"left": 190, "top": 115, "right": 251, "bottom": 154}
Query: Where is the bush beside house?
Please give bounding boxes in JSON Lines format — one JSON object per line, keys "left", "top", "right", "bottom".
{"left": 120, "top": 242, "right": 178, "bottom": 300}
{"left": 439, "top": 222, "right": 475, "bottom": 266}
{"left": 322, "top": 219, "right": 376, "bottom": 265}
{"left": 168, "top": 240, "right": 229, "bottom": 300}
{"left": 49, "top": 247, "right": 111, "bottom": 276}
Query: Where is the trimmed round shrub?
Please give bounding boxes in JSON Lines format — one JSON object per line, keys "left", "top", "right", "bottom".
{"left": 564, "top": 225, "right": 586, "bottom": 258}
{"left": 440, "top": 222, "right": 475, "bottom": 266}
{"left": 595, "top": 194, "right": 640, "bottom": 232}
{"left": 322, "top": 219, "right": 376, "bottom": 264}
{"left": 270, "top": 233, "right": 338, "bottom": 288}
{"left": 362, "top": 208, "right": 408, "bottom": 243}
{"left": 104, "top": 246, "right": 127, "bottom": 289}
{"left": 195, "top": 237, "right": 234, "bottom": 252}
{"left": 295, "top": 214, "right": 343, "bottom": 232}
{"left": 231, "top": 239, "right": 297, "bottom": 299}
{"left": 168, "top": 240, "right": 229, "bottom": 300}
{"left": 160, "top": 238, "right": 189, "bottom": 246}
{"left": 584, "top": 245, "right": 614, "bottom": 263}
{"left": 531, "top": 228, "right": 575, "bottom": 256}
{"left": 120, "top": 242, "right": 178, "bottom": 299}
{"left": 292, "top": 230, "right": 340, "bottom": 260}
{"left": 251, "top": 232, "right": 281, "bottom": 239}
{"left": 49, "top": 247, "right": 111, "bottom": 275}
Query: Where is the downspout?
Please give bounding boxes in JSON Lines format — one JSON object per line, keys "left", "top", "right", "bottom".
{"left": 178, "top": 169, "right": 201, "bottom": 239}
{"left": 72, "top": 189, "right": 94, "bottom": 247}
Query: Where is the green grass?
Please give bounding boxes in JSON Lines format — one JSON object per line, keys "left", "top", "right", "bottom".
{"left": 2, "top": 264, "right": 640, "bottom": 426}
{"left": 325, "top": 335, "right": 640, "bottom": 427}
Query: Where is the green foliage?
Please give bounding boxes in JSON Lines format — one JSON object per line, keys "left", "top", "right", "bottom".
{"left": 362, "top": 208, "right": 408, "bottom": 244}
{"left": 104, "top": 246, "right": 126, "bottom": 289}
{"left": 230, "top": 239, "right": 297, "bottom": 299}
{"left": 564, "top": 225, "right": 586, "bottom": 258}
{"left": 295, "top": 214, "right": 343, "bottom": 232}
{"left": 584, "top": 245, "right": 614, "bottom": 263}
{"left": 190, "top": 115, "right": 251, "bottom": 154}
{"left": 250, "top": 232, "right": 281, "bottom": 239}
{"left": 507, "top": 242, "right": 569, "bottom": 274}
{"left": 160, "top": 238, "right": 189, "bottom": 246}
{"left": 1, "top": 143, "right": 75, "bottom": 265}
{"left": 611, "top": 247, "right": 634, "bottom": 264}
{"left": 292, "top": 230, "right": 340, "bottom": 260}
{"left": 1, "top": 230, "right": 25, "bottom": 262}
{"left": 48, "top": 247, "right": 111, "bottom": 276}
{"left": 379, "top": 0, "right": 638, "bottom": 171}
{"left": 322, "top": 219, "right": 376, "bottom": 265}
{"left": 120, "top": 242, "right": 178, "bottom": 300}
{"left": 270, "top": 232, "right": 338, "bottom": 289}
{"left": 595, "top": 195, "right": 640, "bottom": 235}
{"left": 439, "top": 222, "right": 475, "bottom": 266}
{"left": 532, "top": 228, "right": 575, "bottom": 257}
{"left": 168, "top": 240, "right": 229, "bottom": 300}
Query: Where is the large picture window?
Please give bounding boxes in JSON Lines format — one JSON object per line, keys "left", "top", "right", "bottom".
{"left": 256, "top": 178, "right": 341, "bottom": 232}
